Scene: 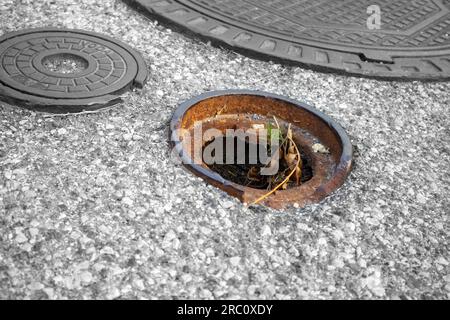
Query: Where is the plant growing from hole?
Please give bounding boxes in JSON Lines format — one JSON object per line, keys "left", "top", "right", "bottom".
{"left": 202, "top": 116, "right": 311, "bottom": 204}
{"left": 250, "top": 116, "right": 303, "bottom": 205}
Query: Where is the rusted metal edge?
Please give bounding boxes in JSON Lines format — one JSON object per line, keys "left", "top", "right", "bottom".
{"left": 170, "top": 89, "right": 353, "bottom": 209}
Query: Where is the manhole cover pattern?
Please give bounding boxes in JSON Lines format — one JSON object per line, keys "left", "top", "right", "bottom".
{"left": 189, "top": 0, "right": 449, "bottom": 48}
{"left": 0, "top": 28, "right": 147, "bottom": 111}
{"left": 125, "top": 0, "right": 450, "bottom": 80}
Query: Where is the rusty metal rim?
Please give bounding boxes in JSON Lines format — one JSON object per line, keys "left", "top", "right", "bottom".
{"left": 170, "top": 89, "right": 353, "bottom": 207}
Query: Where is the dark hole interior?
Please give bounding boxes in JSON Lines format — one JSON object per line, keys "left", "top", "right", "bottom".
{"left": 203, "top": 135, "right": 313, "bottom": 190}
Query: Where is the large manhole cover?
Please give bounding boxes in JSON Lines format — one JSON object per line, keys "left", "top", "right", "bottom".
{"left": 170, "top": 90, "right": 353, "bottom": 209}
{"left": 0, "top": 28, "right": 148, "bottom": 113}
{"left": 125, "top": 0, "right": 450, "bottom": 80}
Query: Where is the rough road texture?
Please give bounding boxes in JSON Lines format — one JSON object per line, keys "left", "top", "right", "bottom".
{"left": 0, "top": 0, "right": 449, "bottom": 300}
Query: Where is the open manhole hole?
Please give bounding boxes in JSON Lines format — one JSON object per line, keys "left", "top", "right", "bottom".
{"left": 170, "top": 90, "right": 353, "bottom": 209}
{"left": 203, "top": 134, "right": 314, "bottom": 190}
{"left": 0, "top": 28, "right": 148, "bottom": 113}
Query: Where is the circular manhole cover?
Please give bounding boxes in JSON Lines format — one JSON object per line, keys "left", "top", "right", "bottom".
{"left": 170, "top": 90, "right": 353, "bottom": 209}
{"left": 0, "top": 28, "right": 148, "bottom": 113}
{"left": 125, "top": 0, "right": 450, "bottom": 80}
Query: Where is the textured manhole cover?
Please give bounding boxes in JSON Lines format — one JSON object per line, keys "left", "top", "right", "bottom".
{"left": 0, "top": 28, "right": 148, "bottom": 113}
{"left": 125, "top": 0, "right": 450, "bottom": 80}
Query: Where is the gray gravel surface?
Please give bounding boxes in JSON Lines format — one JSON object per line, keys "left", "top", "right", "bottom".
{"left": 0, "top": 0, "right": 449, "bottom": 299}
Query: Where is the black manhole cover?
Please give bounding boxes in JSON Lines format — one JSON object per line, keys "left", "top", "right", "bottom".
{"left": 0, "top": 28, "right": 148, "bottom": 113}
{"left": 124, "top": 0, "right": 450, "bottom": 80}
